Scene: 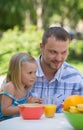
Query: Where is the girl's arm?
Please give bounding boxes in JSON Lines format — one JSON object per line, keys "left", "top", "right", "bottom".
{"left": 1, "top": 83, "right": 19, "bottom": 116}
{"left": 27, "top": 96, "right": 43, "bottom": 104}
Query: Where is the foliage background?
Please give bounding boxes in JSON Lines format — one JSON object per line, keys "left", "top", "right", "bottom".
{"left": 0, "top": 0, "right": 83, "bottom": 75}
{"left": 0, "top": 0, "right": 83, "bottom": 30}
{"left": 0, "top": 26, "right": 83, "bottom": 75}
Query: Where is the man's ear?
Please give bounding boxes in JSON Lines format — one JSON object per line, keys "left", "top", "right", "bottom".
{"left": 40, "top": 43, "right": 45, "bottom": 51}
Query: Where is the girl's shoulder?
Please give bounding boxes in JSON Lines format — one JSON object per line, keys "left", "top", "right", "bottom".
{"left": 3, "top": 82, "right": 15, "bottom": 95}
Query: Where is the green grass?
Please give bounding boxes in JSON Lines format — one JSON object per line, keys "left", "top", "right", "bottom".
{"left": 68, "top": 60, "right": 83, "bottom": 74}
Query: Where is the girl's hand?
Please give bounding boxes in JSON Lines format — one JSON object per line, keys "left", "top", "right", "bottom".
{"left": 27, "top": 96, "right": 43, "bottom": 104}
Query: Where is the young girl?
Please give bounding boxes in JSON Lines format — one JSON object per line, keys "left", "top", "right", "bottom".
{"left": 0, "top": 52, "right": 42, "bottom": 120}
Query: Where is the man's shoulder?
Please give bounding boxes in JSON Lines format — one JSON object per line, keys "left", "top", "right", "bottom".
{"left": 63, "top": 62, "right": 81, "bottom": 73}
{"left": 61, "top": 62, "right": 83, "bottom": 81}
{"left": 35, "top": 56, "right": 40, "bottom": 61}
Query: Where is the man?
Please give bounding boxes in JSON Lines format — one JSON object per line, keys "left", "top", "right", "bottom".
{"left": 30, "top": 26, "right": 83, "bottom": 112}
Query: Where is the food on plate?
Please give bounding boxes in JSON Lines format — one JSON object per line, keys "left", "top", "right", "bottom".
{"left": 76, "top": 104, "right": 83, "bottom": 112}
{"left": 63, "top": 95, "right": 83, "bottom": 112}
{"left": 68, "top": 106, "right": 80, "bottom": 113}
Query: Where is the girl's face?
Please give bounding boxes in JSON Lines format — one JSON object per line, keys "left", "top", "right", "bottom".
{"left": 21, "top": 62, "right": 37, "bottom": 88}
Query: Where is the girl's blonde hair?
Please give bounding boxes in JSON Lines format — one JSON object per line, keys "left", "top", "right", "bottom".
{"left": 6, "top": 52, "right": 36, "bottom": 89}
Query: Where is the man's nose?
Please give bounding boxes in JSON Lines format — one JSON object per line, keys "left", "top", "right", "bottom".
{"left": 55, "top": 54, "right": 62, "bottom": 61}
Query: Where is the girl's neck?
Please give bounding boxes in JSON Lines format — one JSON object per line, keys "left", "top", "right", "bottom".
{"left": 15, "top": 86, "right": 28, "bottom": 99}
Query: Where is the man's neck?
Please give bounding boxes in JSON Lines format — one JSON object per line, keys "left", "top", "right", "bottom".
{"left": 40, "top": 57, "right": 56, "bottom": 81}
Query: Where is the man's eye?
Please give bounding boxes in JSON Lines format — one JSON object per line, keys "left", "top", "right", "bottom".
{"left": 62, "top": 51, "right": 66, "bottom": 54}
{"left": 50, "top": 51, "right": 56, "bottom": 54}
{"left": 28, "top": 72, "right": 32, "bottom": 74}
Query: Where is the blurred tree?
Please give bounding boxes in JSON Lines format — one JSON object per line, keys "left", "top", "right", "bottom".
{"left": 0, "top": 0, "right": 25, "bottom": 29}
{"left": 0, "top": 0, "right": 83, "bottom": 30}
{"left": 42, "top": 0, "right": 83, "bottom": 29}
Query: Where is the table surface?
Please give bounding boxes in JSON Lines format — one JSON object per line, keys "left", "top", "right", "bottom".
{"left": 0, "top": 113, "right": 74, "bottom": 130}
